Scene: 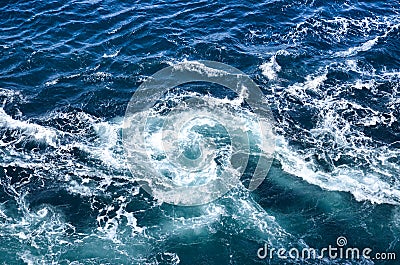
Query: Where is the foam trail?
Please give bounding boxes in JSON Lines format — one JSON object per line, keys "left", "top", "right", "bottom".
{"left": 264, "top": 61, "right": 400, "bottom": 205}
{"left": 0, "top": 107, "right": 58, "bottom": 147}
{"left": 275, "top": 136, "right": 400, "bottom": 205}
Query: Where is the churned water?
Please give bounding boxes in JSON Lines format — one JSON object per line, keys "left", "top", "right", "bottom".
{"left": 0, "top": 0, "right": 399, "bottom": 264}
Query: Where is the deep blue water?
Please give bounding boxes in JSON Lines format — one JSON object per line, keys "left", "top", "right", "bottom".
{"left": 0, "top": 0, "right": 399, "bottom": 264}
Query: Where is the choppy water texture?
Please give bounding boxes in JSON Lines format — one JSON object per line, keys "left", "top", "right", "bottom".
{"left": 0, "top": 0, "right": 399, "bottom": 264}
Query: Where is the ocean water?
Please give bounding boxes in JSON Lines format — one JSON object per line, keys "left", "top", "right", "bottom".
{"left": 0, "top": 0, "right": 399, "bottom": 264}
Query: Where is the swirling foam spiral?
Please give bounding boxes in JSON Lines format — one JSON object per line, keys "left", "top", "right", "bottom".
{"left": 123, "top": 61, "right": 275, "bottom": 205}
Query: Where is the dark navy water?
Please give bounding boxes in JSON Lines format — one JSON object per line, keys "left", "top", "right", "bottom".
{"left": 1, "top": 0, "right": 400, "bottom": 264}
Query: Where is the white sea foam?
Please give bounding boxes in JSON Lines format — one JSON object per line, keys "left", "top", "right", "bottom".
{"left": 102, "top": 50, "right": 120, "bottom": 58}
{"left": 3, "top": 59, "right": 399, "bottom": 211}
{"left": 0, "top": 107, "right": 58, "bottom": 147}
{"left": 96, "top": 199, "right": 143, "bottom": 242}
{"left": 287, "top": 16, "right": 398, "bottom": 45}
{"left": 267, "top": 60, "right": 400, "bottom": 205}
{"left": 44, "top": 78, "right": 59, "bottom": 86}
{"left": 335, "top": 36, "right": 379, "bottom": 57}
{"left": 260, "top": 55, "right": 281, "bottom": 80}
{"left": 4, "top": 71, "right": 400, "bottom": 209}
{"left": 172, "top": 60, "right": 229, "bottom": 77}
{"left": 275, "top": 135, "right": 400, "bottom": 204}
